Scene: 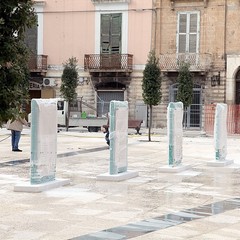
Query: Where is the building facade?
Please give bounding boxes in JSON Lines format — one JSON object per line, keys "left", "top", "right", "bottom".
{"left": 28, "top": 0, "right": 156, "bottom": 127}
{"left": 28, "top": 0, "right": 240, "bottom": 131}
{"left": 155, "top": 0, "right": 240, "bottom": 131}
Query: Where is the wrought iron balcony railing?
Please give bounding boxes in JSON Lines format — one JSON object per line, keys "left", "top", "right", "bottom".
{"left": 29, "top": 54, "right": 48, "bottom": 72}
{"left": 159, "top": 53, "right": 212, "bottom": 72}
{"left": 84, "top": 54, "right": 133, "bottom": 72}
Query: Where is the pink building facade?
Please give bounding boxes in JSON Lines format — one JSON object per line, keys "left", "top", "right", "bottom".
{"left": 30, "top": 0, "right": 156, "bottom": 126}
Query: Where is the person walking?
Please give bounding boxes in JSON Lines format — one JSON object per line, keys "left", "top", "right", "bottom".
{"left": 6, "top": 116, "right": 29, "bottom": 152}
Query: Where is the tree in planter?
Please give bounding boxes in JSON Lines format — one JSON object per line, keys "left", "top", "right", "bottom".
{"left": 142, "top": 50, "right": 162, "bottom": 141}
{"left": 60, "top": 57, "right": 79, "bottom": 131}
{"left": 176, "top": 62, "right": 193, "bottom": 128}
{"left": 0, "top": 1, "right": 36, "bottom": 126}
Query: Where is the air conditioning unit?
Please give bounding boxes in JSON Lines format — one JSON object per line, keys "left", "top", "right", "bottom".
{"left": 43, "top": 78, "right": 56, "bottom": 87}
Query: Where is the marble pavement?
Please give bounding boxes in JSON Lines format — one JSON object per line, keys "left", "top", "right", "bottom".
{"left": 0, "top": 127, "right": 240, "bottom": 240}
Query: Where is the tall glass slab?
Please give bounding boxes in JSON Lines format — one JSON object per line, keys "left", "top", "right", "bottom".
{"left": 214, "top": 103, "right": 227, "bottom": 161}
{"left": 167, "top": 102, "right": 183, "bottom": 166}
{"left": 109, "top": 100, "right": 128, "bottom": 174}
{"left": 30, "top": 99, "right": 57, "bottom": 184}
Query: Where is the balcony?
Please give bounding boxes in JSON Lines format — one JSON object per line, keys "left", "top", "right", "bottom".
{"left": 84, "top": 54, "right": 133, "bottom": 72}
{"left": 159, "top": 53, "right": 212, "bottom": 72}
{"left": 28, "top": 55, "right": 48, "bottom": 72}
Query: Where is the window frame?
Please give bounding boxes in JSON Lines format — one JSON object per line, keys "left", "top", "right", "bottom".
{"left": 95, "top": 3, "right": 128, "bottom": 54}
{"left": 176, "top": 11, "right": 200, "bottom": 54}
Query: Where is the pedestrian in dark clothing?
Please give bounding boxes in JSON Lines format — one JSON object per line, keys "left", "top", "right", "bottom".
{"left": 102, "top": 125, "right": 110, "bottom": 146}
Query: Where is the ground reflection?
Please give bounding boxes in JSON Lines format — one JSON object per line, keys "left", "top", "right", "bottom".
{"left": 71, "top": 198, "right": 240, "bottom": 240}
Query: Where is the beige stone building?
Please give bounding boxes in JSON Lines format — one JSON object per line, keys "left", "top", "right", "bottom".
{"left": 153, "top": 0, "right": 240, "bottom": 132}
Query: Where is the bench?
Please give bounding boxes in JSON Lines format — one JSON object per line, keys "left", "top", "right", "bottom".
{"left": 128, "top": 119, "right": 143, "bottom": 134}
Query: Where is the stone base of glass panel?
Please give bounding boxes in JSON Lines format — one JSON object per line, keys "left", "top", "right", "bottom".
{"left": 207, "top": 159, "right": 234, "bottom": 167}
{"left": 14, "top": 178, "right": 70, "bottom": 193}
{"left": 97, "top": 170, "right": 138, "bottom": 181}
{"left": 159, "top": 164, "right": 191, "bottom": 173}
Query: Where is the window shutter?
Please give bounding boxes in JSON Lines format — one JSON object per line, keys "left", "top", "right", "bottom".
{"left": 177, "top": 12, "right": 199, "bottom": 54}
{"left": 179, "top": 14, "right": 187, "bottom": 33}
{"left": 189, "top": 13, "right": 198, "bottom": 53}
{"left": 111, "top": 14, "right": 121, "bottom": 54}
{"left": 178, "top": 14, "right": 187, "bottom": 53}
{"left": 101, "top": 15, "right": 111, "bottom": 54}
{"left": 101, "top": 13, "right": 122, "bottom": 54}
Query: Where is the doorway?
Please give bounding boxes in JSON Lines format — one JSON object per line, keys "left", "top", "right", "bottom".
{"left": 235, "top": 70, "right": 240, "bottom": 133}
{"left": 170, "top": 83, "right": 202, "bottom": 129}
{"left": 235, "top": 78, "right": 240, "bottom": 104}
{"left": 97, "top": 90, "right": 124, "bottom": 117}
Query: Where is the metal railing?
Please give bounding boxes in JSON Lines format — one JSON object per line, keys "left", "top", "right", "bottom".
{"left": 159, "top": 53, "right": 212, "bottom": 71}
{"left": 29, "top": 55, "right": 48, "bottom": 71}
{"left": 84, "top": 54, "right": 133, "bottom": 72}
{"left": 204, "top": 104, "right": 240, "bottom": 135}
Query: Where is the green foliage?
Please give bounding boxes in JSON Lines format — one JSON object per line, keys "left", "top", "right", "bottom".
{"left": 60, "top": 57, "right": 79, "bottom": 102}
{"left": 142, "top": 51, "right": 162, "bottom": 106}
{"left": 142, "top": 50, "right": 162, "bottom": 141}
{"left": 0, "top": 1, "right": 37, "bottom": 125}
{"left": 176, "top": 62, "right": 193, "bottom": 108}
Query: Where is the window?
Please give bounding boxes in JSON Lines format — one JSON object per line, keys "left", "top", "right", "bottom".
{"left": 170, "top": 83, "right": 202, "bottom": 128}
{"left": 177, "top": 11, "right": 200, "bottom": 54}
{"left": 57, "top": 101, "right": 64, "bottom": 111}
{"left": 101, "top": 13, "right": 122, "bottom": 54}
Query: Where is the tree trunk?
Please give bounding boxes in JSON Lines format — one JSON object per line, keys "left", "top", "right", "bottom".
{"left": 184, "top": 106, "right": 187, "bottom": 129}
{"left": 66, "top": 101, "right": 69, "bottom": 132}
{"left": 148, "top": 105, "right": 152, "bottom": 141}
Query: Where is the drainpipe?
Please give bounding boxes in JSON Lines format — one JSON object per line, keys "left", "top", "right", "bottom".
{"left": 160, "top": 0, "right": 162, "bottom": 54}
{"left": 147, "top": 0, "right": 158, "bottom": 128}
{"left": 152, "top": 0, "right": 157, "bottom": 51}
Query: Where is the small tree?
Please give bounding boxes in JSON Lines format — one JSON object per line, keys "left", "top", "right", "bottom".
{"left": 60, "top": 57, "right": 79, "bottom": 131}
{"left": 142, "top": 50, "right": 162, "bottom": 141}
{"left": 176, "top": 62, "right": 193, "bottom": 128}
{"left": 0, "top": 1, "right": 36, "bottom": 126}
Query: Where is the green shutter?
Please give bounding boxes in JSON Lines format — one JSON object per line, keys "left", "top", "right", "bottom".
{"left": 101, "top": 14, "right": 111, "bottom": 54}
{"left": 101, "top": 13, "right": 122, "bottom": 54}
{"left": 111, "top": 14, "right": 121, "bottom": 54}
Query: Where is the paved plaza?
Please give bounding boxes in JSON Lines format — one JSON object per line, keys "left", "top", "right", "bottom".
{"left": 0, "top": 127, "right": 240, "bottom": 240}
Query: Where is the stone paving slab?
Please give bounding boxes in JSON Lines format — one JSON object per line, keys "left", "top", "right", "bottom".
{"left": 0, "top": 127, "right": 240, "bottom": 239}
